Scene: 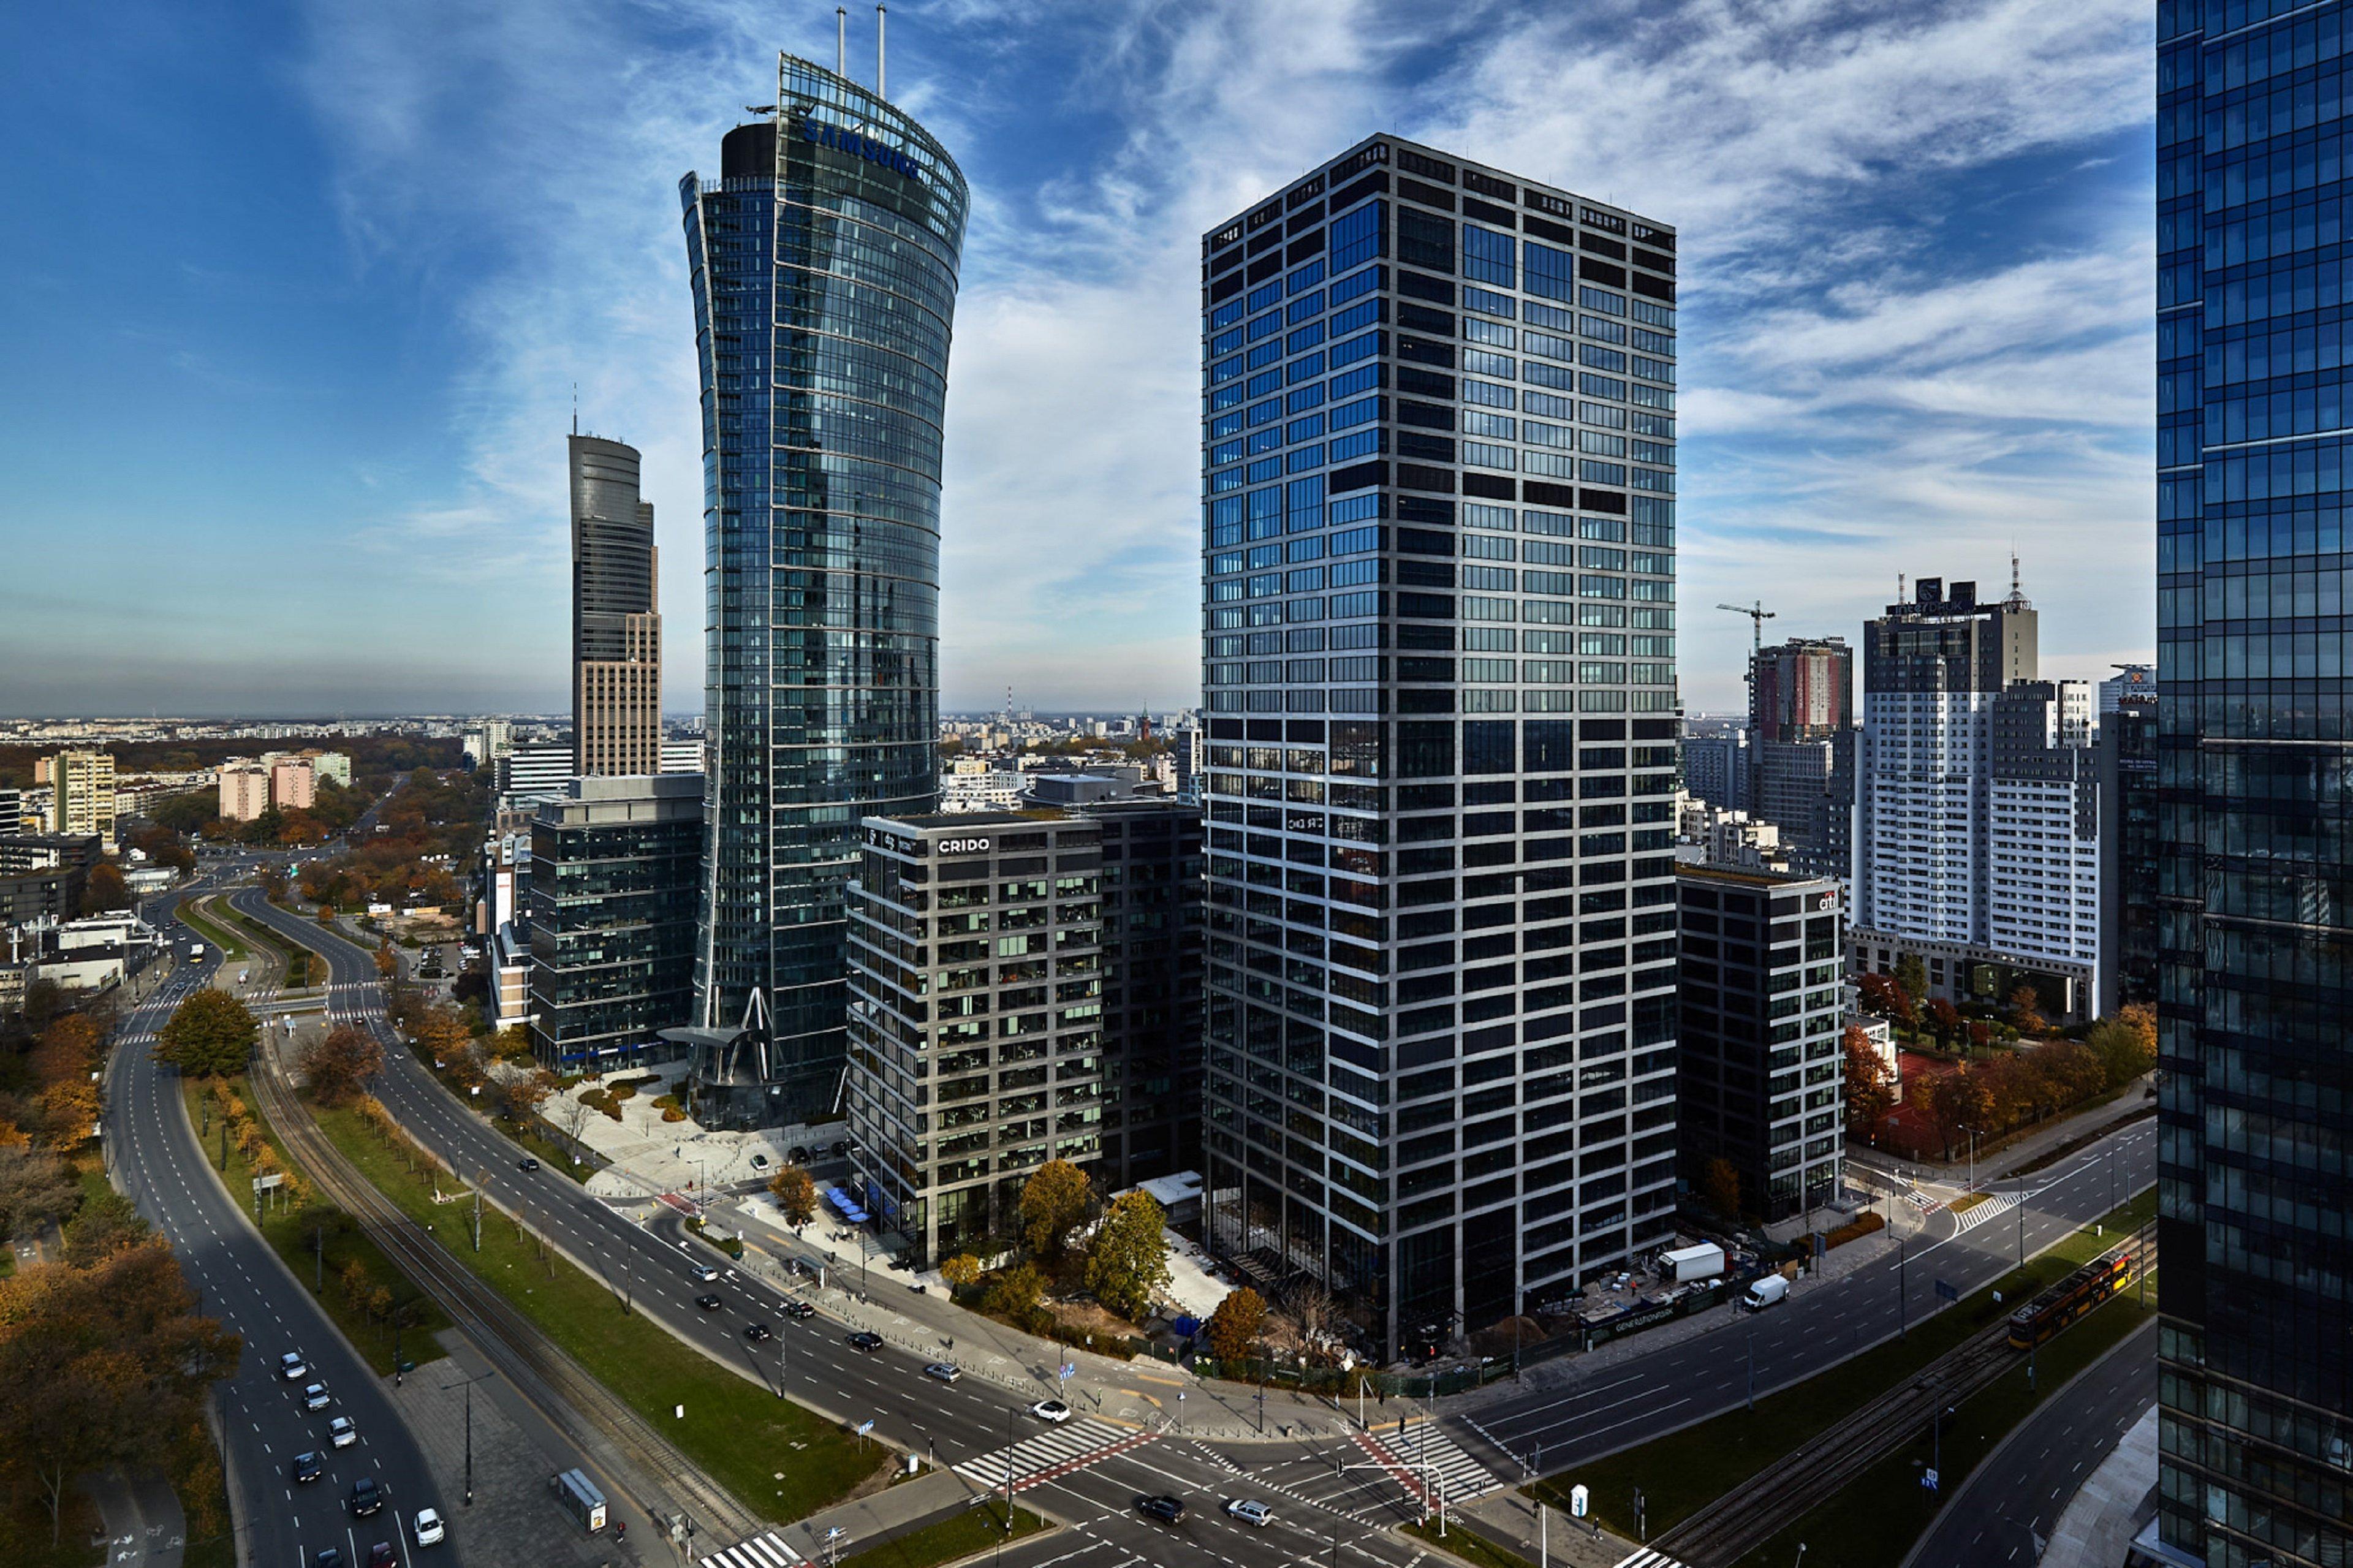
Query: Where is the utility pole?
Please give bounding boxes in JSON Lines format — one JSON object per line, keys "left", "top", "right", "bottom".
{"left": 2016, "top": 1175, "right": 2026, "bottom": 1269}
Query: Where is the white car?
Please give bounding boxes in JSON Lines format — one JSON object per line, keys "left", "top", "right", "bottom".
{"left": 327, "top": 1415, "right": 357, "bottom": 1449}
{"left": 1226, "top": 1499, "right": 1274, "bottom": 1527}
{"left": 301, "top": 1382, "right": 330, "bottom": 1411}
{"left": 413, "top": 1507, "right": 445, "bottom": 1546}
{"left": 1030, "top": 1399, "right": 1072, "bottom": 1424}
{"left": 279, "top": 1351, "right": 308, "bottom": 1381}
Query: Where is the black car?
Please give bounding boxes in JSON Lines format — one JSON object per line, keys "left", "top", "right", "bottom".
{"left": 846, "top": 1330, "right": 884, "bottom": 1352}
{"left": 782, "top": 1298, "right": 817, "bottom": 1319}
{"left": 1135, "top": 1494, "right": 1185, "bottom": 1523}
{"left": 787, "top": 1146, "right": 808, "bottom": 1163}
{"left": 314, "top": 1551, "right": 343, "bottom": 1568}
{"left": 349, "top": 1476, "right": 384, "bottom": 1517}
{"left": 292, "top": 1451, "right": 324, "bottom": 1484}
{"left": 743, "top": 1322, "right": 773, "bottom": 1343}
{"left": 694, "top": 1293, "right": 724, "bottom": 1311}
{"left": 830, "top": 1140, "right": 851, "bottom": 1157}
{"left": 517, "top": 1156, "right": 540, "bottom": 1172}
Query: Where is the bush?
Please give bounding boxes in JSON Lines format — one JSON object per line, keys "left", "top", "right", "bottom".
{"left": 653, "top": 1094, "right": 681, "bottom": 1111}
{"left": 609, "top": 1081, "right": 638, "bottom": 1102}
{"left": 1824, "top": 1212, "right": 1886, "bottom": 1249}
{"left": 661, "top": 1107, "right": 687, "bottom": 1123}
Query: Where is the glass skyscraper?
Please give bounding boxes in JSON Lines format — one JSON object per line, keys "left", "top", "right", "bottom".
{"left": 1198, "top": 137, "right": 1680, "bottom": 1359}
{"left": 680, "top": 56, "right": 968, "bottom": 1120}
{"left": 2156, "top": 3, "right": 2353, "bottom": 1562}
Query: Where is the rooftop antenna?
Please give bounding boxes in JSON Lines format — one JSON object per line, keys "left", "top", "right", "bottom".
{"left": 1898, "top": 571, "right": 1906, "bottom": 602}
{"left": 876, "top": 4, "right": 887, "bottom": 99}
{"left": 837, "top": 6, "right": 846, "bottom": 76}
{"left": 571, "top": 382, "right": 577, "bottom": 437}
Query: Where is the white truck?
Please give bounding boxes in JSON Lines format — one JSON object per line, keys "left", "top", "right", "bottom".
{"left": 1660, "top": 1241, "right": 1727, "bottom": 1284}
{"left": 1743, "top": 1274, "right": 1790, "bottom": 1311}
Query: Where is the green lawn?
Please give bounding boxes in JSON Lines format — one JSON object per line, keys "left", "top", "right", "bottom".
{"left": 1403, "top": 1518, "right": 1539, "bottom": 1568}
{"left": 177, "top": 1075, "right": 451, "bottom": 1374}
{"left": 1530, "top": 1189, "right": 2156, "bottom": 1540}
{"left": 834, "top": 1504, "right": 1048, "bottom": 1568}
{"left": 173, "top": 897, "right": 248, "bottom": 960}
{"left": 306, "top": 1098, "right": 886, "bottom": 1524}
{"left": 1737, "top": 1294, "right": 2154, "bottom": 1567}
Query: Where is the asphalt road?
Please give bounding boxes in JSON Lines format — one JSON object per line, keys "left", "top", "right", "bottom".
{"left": 1911, "top": 1317, "right": 2156, "bottom": 1568}
{"left": 110, "top": 882, "right": 453, "bottom": 1568}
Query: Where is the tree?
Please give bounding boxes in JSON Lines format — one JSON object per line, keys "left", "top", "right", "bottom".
{"left": 1699, "top": 1156, "right": 1743, "bottom": 1222}
{"left": 1895, "top": 953, "right": 1929, "bottom": 1005}
{"left": 1841, "top": 1025, "right": 1895, "bottom": 1138}
{"left": 1083, "top": 1190, "right": 1169, "bottom": 1322}
{"left": 768, "top": 1164, "right": 818, "bottom": 1229}
{"left": 940, "top": 1254, "right": 982, "bottom": 1290}
{"left": 2007, "top": 983, "right": 2048, "bottom": 1039}
{"left": 79, "top": 862, "right": 131, "bottom": 915}
{"left": 496, "top": 1067, "right": 558, "bottom": 1123}
{"left": 1967, "top": 1020, "right": 1992, "bottom": 1052}
{"left": 374, "top": 940, "right": 398, "bottom": 979}
{"left": 34, "top": 1079, "right": 100, "bottom": 1149}
{"left": 298, "top": 1025, "right": 383, "bottom": 1108}
{"left": 414, "top": 1005, "right": 470, "bottom": 1065}
{"left": 1017, "top": 1158, "right": 1095, "bottom": 1259}
{"left": 153, "top": 990, "right": 257, "bottom": 1078}
{"left": 1942, "top": 1068, "right": 1996, "bottom": 1155}
{"left": 1925, "top": 996, "right": 1963, "bottom": 1044}
{"left": 980, "top": 1262, "right": 1046, "bottom": 1323}
{"left": 1205, "top": 1286, "right": 1267, "bottom": 1365}
{"left": 28, "top": 1014, "right": 103, "bottom": 1088}
{"left": 486, "top": 1025, "right": 534, "bottom": 1061}
{"left": 61, "top": 1186, "right": 149, "bottom": 1266}
{"left": 1857, "top": 971, "right": 1915, "bottom": 1028}
{"left": 2089, "top": 1006, "right": 2158, "bottom": 1089}
{"left": 0, "top": 1146, "right": 79, "bottom": 1245}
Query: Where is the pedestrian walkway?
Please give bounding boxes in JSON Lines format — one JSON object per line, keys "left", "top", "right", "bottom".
{"left": 1355, "top": 1419, "right": 1501, "bottom": 1506}
{"left": 697, "top": 1529, "right": 805, "bottom": 1568}
{"left": 952, "top": 1417, "right": 1156, "bottom": 1495}
{"left": 1950, "top": 1189, "right": 2021, "bottom": 1235}
{"left": 1615, "top": 1549, "right": 1697, "bottom": 1568}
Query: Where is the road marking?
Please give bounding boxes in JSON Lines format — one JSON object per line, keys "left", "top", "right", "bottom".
{"left": 954, "top": 1418, "right": 1157, "bottom": 1494}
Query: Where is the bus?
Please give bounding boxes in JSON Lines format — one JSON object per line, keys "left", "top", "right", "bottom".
{"left": 2009, "top": 1240, "right": 2137, "bottom": 1349}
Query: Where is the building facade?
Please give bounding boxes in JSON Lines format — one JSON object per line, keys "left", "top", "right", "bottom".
{"left": 1675, "top": 864, "right": 1845, "bottom": 1225}
{"left": 1682, "top": 729, "right": 1751, "bottom": 811}
{"left": 2154, "top": 5, "right": 2353, "bottom": 1562}
{"left": 1751, "top": 637, "right": 1852, "bottom": 743}
{"left": 526, "top": 775, "right": 702, "bottom": 1070}
{"left": 218, "top": 761, "right": 270, "bottom": 822}
{"left": 2095, "top": 686, "right": 2156, "bottom": 1013}
{"left": 681, "top": 56, "right": 969, "bottom": 1122}
{"left": 1081, "top": 801, "right": 1205, "bottom": 1188}
{"left": 843, "top": 813, "right": 1105, "bottom": 1265}
{"left": 1984, "top": 681, "right": 2101, "bottom": 1007}
{"left": 1198, "top": 135, "right": 1680, "bottom": 1358}
{"left": 271, "top": 756, "right": 316, "bottom": 811}
{"left": 52, "top": 752, "right": 116, "bottom": 839}
{"left": 571, "top": 434, "right": 664, "bottom": 778}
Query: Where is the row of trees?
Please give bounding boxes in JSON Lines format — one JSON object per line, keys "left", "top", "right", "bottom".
{"left": 1904, "top": 1007, "right": 2156, "bottom": 1158}
{"left": 938, "top": 1159, "right": 1172, "bottom": 1327}
{"left": 294, "top": 767, "right": 490, "bottom": 911}
{"left": 0, "top": 1010, "right": 106, "bottom": 1152}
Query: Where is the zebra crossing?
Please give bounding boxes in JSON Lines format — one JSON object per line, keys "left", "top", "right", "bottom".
{"left": 699, "top": 1529, "right": 803, "bottom": 1568}
{"left": 1952, "top": 1189, "right": 2022, "bottom": 1234}
{"left": 1354, "top": 1420, "right": 1501, "bottom": 1505}
{"left": 1613, "top": 1550, "right": 1694, "bottom": 1568}
{"left": 952, "top": 1417, "right": 1154, "bottom": 1495}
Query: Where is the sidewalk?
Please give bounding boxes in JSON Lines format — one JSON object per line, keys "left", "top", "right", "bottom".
{"left": 1461, "top": 1488, "right": 1640, "bottom": 1568}
{"left": 2040, "top": 1404, "right": 2159, "bottom": 1567}
{"left": 1851, "top": 1077, "right": 2155, "bottom": 1194}
{"left": 78, "top": 1464, "right": 186, "bottom": 1568}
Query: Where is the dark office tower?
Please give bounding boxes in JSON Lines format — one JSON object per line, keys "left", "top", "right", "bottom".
{"left": 1199, "top": 138, "right": 1680, "bottom": 1360}
{"left": 679, "top": 57, "right": 968, "bottom": 1121}
{"left": 570, "top": 436, "right": 662, "bottom": 778}
{"left": 1079, "top": 800, "right": 1207, "bottom": 1187}
{"left": 2155, "top": 7, "right": 2353, "bottom": 1564}
{"left": 2096, "top": 687, "right": 2156, "bottom": 1013}
{"left": 1749, "top": 637, "right": 1852, "bottom": 742}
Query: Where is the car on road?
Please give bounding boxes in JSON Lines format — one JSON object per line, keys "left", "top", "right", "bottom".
{"left": 366, "top": 1544, "right": 396, "bottom": 1568}
{"left": 787, "top": 1146, "right": 808, "bottom": 1163}
{"left": 1135, "top": 1494, "right": 1185, "bottom": 1523}
{"left": 923, "top": 1362, "right": 962, "bottom": 1384}
{"left": 349, "top": 1476, "right": 384, "bottom": 1517}
{"left": 327, "top": 1415, "right": 356, "bottom": 1448}
{"left": 782, "top": 1298, "right": 816, "bottom": 1318}
{"left": 1225, "top": 1499, "right": 1274, "bottom": 1527}
{"left": 694, "top": 1293, "right": 724, "bottom": 1311}
{"left": 292, "top": 1452, "right": 324, "bottom": 1484}
{"left": 1030, "top": 1399, "right": 1071, "bottom": 1423}
{"left": 302, "top": 1381, "right": 331, "bottom": 1411}
{"left": 517, "top": 1156, "right": 540, "bottom": 1172}
{"left": 279, "top": 1350, "right": 308, "bottom": 1381}
{"left": 689, "top": 1263, "right": 720, "bottom": 1282}
{"left": 313, "top": 1550, "right": 341, "bottom": 1568}
{"left": 413, "top": 1508, "right": 445, "bottom": 1546}
{"left": 830, "top": 1140, "right": 851, "bottom": 1157}
{"left": 743, "top": 1322, "right": 773, "bottom": 1343}
{"left": 846, "top": 1331, "right": 884, "bottom": 1353}
{"left": 750, "top": 1153, "right": 770, "bottom": 1170}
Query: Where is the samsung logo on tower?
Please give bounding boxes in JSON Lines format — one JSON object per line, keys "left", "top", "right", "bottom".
{"left": 800, "top": 116, "right": 922, "bottom": 181}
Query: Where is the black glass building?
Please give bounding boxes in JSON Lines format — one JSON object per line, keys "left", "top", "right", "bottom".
{"left": 2155, "top": 3, "right": 2353, "bottom": 1562}
{"left": 680, "top": 56, "right": 968, "bottom": 1121}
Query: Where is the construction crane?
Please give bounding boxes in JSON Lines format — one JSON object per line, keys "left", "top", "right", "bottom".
{"left": 1718, "top": 600, "right": 1776, "bottom": 657}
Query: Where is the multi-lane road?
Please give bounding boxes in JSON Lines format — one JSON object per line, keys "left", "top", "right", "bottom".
{"left": 221, "top": 879, "right": 2157, "bottom": 1568}
{"left": 110, "top": 877, "right": 452, "bottom": 1568}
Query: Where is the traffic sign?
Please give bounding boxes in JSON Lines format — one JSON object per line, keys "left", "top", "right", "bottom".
{"left": 1922, "top": 1468, "right": 1940, "bottom": 1493}
{"left": 1934, "top": 1279, "right": 1959, "bottom": 1304}
{"left": 1058, "top": 1362, "right": 1075, "bottom": 1381}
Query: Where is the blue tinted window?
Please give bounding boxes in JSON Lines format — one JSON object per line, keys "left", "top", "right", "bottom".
{"left": 1287, "top": 321, "right": 1327, "bottom": 354}
{"left": 1526, "top": 241, "right": 1574, "bottom": 301}
{"left": 1330, "top": 364, "right": 1382, "bottom": 399}
{"left": 1248, "top": 280, "right": 1283, "bottom": 311}
{"left": 1464, "top": 226, "right": 1515, "bottom": 287}
{"left": 1464, "top": 285, "right": 1515, "bottom": 319}
{"left": 1209, "top": 299, "right": 1245, "bottom": 330}
{"left": 1331, "top": 201, "right": 1385, "bottom": 274}
{"left": 1286, "top": 414, "right": 1327, "bottom": 442}
{"left": 1330, "top": 429, "right": 1381, "bottom": 462}
{"left": 1330, "top": 264, "right": 1384, "bottom": 306}
{"left": 1332, "top": 394, "right": 1382, "bottom": 429}
{"left": 1287, "top": 259, "right": 1325, "bottom": 294}
{"left": 1333, "top": 298, "right": 1382, "bottom": 336}
{"left": 1287, "top": 290, "right": 1326, "bottom": 324}
{"left": 1287, "top": 445, "right": 1325, "bottom": 473}
{"left": 1286, "top": 383, "right": 1327, "bottom": 413}
{"left": 1247, "top": 309, "right": 1284, "bottom": 341}
{"left": 1330, "top": 330, "right": 1382, "bottom": 368}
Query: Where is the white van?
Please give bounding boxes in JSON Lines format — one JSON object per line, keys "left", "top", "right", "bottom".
{"left": 1743, "top": 1274, "right": 1790, "bottom": 1311}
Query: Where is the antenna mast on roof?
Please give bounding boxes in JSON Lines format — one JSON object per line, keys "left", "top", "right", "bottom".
{"left": 837, "top": 7, "right": 846, "bottom": 76}
{"left": 876, "top": 5, "right": 887, "bottom": 99}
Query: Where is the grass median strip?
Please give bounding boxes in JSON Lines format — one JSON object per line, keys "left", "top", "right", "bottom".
{"left": 1736, "top": 1295, "right": 2153, "bottom": 1567}
{"left": 1403, "top": 1518, "right": 1539, "bottom": 1568}
{"left": 1529, "top": 1187, "right": 2156, "bottom": 1540}
{"left": 835, "top": 1504, "right": 1049, "bottom": 1568}
{"left": 306, "top": 1094, "right": 884, "bottom": 1523}
{"left": 178, "top": 1074, "right": 451, "bottom": 1375}
{"left": 174, "top": 897, "right": 248, "bottom": 961}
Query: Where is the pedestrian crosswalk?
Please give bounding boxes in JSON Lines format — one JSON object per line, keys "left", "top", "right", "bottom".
{"left": 1354, "top": 1420, "right": 1501, "bottom": 1505}
{"left": 699, "top": 1530, "right": 803, "bottom": 1568}
{"left": 953, "top": 1417, "right": 1154, "bottom": 1495}
{"left": 1613, "top": 1550, "right": 1693, "bottom": 1568}
{"left": 1952, "top": 1189, "right": 2021, "bottom": 1234}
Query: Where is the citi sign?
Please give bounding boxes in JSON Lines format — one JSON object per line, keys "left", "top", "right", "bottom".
{"left": 801, "top": 116, "right": 923, "bottom": 180}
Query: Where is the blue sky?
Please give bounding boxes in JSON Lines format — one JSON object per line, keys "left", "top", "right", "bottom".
{"left": 0, "top": 0, "right": 2154, "bottom": 718}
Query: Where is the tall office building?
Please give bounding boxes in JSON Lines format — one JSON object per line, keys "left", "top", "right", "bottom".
{"left": 680, "top": 55, "right": 968, "bottom": 1123}
{"left": 1751, "top": 637, "right": 1852, "bottom": 743}
{"left": 570, "top": 435, "right": 663, "bottom": 777}
{"left": 51, "top": 752, "right": 116, "bottom": 840}
{"left": 2096, "top": 683, "right": 2155, "bottom": 1013}
{"left": 2155, "top": 7, "right": 2353, "bottom": 1563}
{"left": 1081, "top": 800, "right": 1206, "bottom": 1187}
{"left": 1199, "top": 137, "right": 1680, "bottom": 1358}
{"left": 1746, "top": 636, "right": 1856, "bottom": 881}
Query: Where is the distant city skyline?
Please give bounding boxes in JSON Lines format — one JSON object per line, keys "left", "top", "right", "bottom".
{"left": 1, "top": 1, "right": 2154, "bottom": 719}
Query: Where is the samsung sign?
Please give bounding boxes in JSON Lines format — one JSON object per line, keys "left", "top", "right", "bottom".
{"left": 801, "top": 116, "right": 922, "bottom": 181}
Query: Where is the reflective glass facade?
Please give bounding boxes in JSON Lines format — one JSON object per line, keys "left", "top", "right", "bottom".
{"left": 2156, "top": 3, "right": 2353, "bottom": 1561}
{"left": 680, "top": 57, "right": 968, "bottom": 1119}
{"left": 1198, "top": 137, "right": 1680, "bottom": 1360}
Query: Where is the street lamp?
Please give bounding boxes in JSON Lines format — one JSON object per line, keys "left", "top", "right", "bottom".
{"left": 440, "top": 1371, "right": 493, "bottom": 1505}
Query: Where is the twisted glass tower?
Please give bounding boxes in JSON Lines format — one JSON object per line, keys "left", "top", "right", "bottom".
{"left": 681, "top": 55, "right": 968, "bottom": 1121}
